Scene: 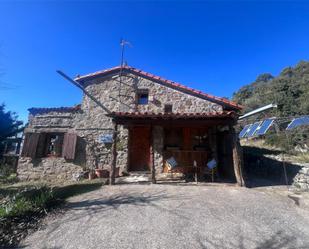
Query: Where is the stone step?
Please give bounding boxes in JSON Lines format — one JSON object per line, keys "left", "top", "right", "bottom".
{"left": 128, "top": 171, "right": 151, "bottom": 177}
{"left": 156, "top": 173, "right": 185, "bottom": 181}
{"left": 156, "top": 180, "right": 187, "bottom": 184}
{"left": 116, "top": 176, "right": 150, "bottom": 184}
{"left": 116, "top": 172, "right": 186, "bottom": 184}
{"left": 117, "top": 171, "right": 151, "bottom": 184}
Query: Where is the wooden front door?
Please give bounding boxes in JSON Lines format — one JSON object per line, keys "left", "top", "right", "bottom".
{"left": 129, "top": 126, "right": 151, "bottom": 171}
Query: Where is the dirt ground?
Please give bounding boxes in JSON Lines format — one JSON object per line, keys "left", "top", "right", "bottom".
{"left": 20, "top": 184, "right": 309, "bottom": 249}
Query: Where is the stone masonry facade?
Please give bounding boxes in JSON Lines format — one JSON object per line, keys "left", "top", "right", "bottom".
{"left": 18, "top": 66, "right": 238, "bottom": 181}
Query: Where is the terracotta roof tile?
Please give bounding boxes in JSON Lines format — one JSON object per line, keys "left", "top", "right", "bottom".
{"left": 109, "top": 111, "right": 237, "bottom": 120}
{"left": 28, "top": 105, "right": 81, "bottom": 115}
{"left": 75, "top": 65, "right": 243, "bottom": 110}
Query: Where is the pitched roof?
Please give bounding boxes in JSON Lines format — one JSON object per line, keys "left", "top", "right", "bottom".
{"left": 109, "top": 111, "right": 237, "bottom": 120}
{"left": 75, "top": 65, "right": 242, "bottom": 110}
{"left": 28, "top": 105, "right": 81, "bottom": 115}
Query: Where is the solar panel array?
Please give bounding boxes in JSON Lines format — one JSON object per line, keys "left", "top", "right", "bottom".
{"left": 238, "top": 124, "right": 251, "bottom": 138}
{"left": 286, "top": 116, "right": 309, "bottom": 130}
{"left": 255, "top": 118, "right": 275, "bottom": 136}
{"left": 239, "top": 118, "right": 275, "bottom": 139}
{"left": 239, "top": 115, "right": 309, "bottom": 139}
{"left": 246, "top": 122, "right": 262, "bottom": 137}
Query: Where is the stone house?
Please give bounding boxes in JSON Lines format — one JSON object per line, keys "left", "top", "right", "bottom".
{"left": 18, "top": 65, "right": 244, "bottom": 184}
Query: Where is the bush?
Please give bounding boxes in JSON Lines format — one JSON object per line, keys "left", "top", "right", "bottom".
{"left": 0, "top": 186, "right": 54, "bottom": 218}
{"left": 0, "top": 197, "right": 33, "bottom": 217}
{"left": 0, "top": 180, "right": 104, "bottom": 247}
{"left": 265, "top": 127, "right": 309, "bottom": 154}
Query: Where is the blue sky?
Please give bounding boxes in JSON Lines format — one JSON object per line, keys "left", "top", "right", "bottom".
{"left": 0, "top": 1, "right": 309, "bottom": 123}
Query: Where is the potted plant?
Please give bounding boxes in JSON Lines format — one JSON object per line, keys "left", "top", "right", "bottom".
{"left": 95, "top": 168, "right": 104, "bottom": 178}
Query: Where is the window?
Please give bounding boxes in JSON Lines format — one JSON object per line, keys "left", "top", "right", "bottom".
{"left": 137, "top": 89, "right": 149, "bottom": 105}
{"left": 191, "top": 128, "right": 209, "bottom": 151}
{"left": 164, "top": 104, "right": 173, "bottom": 113}
{"left": 43, "top": 133, "right": 64, "bottom": 157}
{"left": 21, "top": 132, "right": 77, "bottom": 159}
{"left": 164, "top": 128, "right": 183, "bottom": 150}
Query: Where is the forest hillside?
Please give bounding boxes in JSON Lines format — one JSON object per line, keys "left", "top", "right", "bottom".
{"left": 232, "top": 60, "right": 309, "bottom": 152}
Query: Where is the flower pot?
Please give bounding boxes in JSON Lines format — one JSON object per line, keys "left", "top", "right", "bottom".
{"left": 95, "top": 169, "right": 104, "bottom": 178}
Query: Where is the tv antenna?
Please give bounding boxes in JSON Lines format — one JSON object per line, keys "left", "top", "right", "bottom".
{"left": 120, "top": 39, "right": 132, "bottom": 67}
{"left": 118, "top": 39, "right": 132, "bottom": 111}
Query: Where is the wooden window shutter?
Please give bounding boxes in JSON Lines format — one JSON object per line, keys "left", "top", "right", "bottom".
{"left": 62, "top": 133, "right": 77, "bottom": 160}
{"left": 21, "top": 133, "right": 40, "bottom": 158}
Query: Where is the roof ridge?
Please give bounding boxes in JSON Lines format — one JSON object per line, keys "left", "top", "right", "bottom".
{"left": 75, "top": 65, "right": 243, "bottom": 110}
{"left": 28, "top": 105, "right": 81, "bottom": 115}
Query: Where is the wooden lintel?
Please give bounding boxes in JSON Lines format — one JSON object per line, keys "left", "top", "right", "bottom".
{"left": 115, "top": 118, "right": 235, "bottom": 127}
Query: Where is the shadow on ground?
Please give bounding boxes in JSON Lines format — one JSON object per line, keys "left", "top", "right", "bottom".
{"left": 197, "top": 230, "right": 308, "bottom": 249}
{"left": 243, "top": 146, "right": 302, "bottom": 188}
{"left": 19, "top": 183, "right": 309, "bottom": 249}
{"left": 52, "top": 181, "right": 104, "bottom": 200}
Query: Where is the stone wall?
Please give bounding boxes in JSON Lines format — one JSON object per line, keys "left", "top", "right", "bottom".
{"left": 18, "top": 71, "right": 225, "bottom": 180}
{"left": 28, "top": 111, "right": 76, "bottom": 128}
{"left": 153, "top": 126, "right": 164, "bottom": 173}
{"left": 18, "top": 157, "right": 84, "bottom": 181}
{"left": 292, "top": 163, "right": 309, "bottom": 191}
{"left": 82, "top": 73, "right": 223, "bottom": 117}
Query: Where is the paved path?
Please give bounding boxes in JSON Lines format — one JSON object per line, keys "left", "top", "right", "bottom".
{"left": 21, "top": 184, "right": 309, "bottom": 249}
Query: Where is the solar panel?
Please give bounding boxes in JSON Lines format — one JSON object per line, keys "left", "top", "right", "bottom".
{"left": 286, "top": 116, "right": 309, "bottom": 130}
{"left": 255, "top": 118, "right": 275, "bottom": 136}
{"left": 246, "top": 122, "right": 262, "bottom": 137}
{"left": 239, "top": 124, "right": 252, "bottom": 138}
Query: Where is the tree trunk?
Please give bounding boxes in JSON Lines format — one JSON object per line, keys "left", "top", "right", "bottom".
{"left": 110, "top": 122, "right": 118, "bottom": 185}
{"left": 231, "top": 127, "right": 245, "bottom": 187}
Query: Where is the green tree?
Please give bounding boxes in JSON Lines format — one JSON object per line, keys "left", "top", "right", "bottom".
{"left": 232, "top": 60, "right": 309, "bottom": 151}
{"left": 0, "top": 104, "right": 23, "bottom": 142}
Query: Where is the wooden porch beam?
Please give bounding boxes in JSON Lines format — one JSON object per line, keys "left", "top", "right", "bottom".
{"left": 117, "top": 119, "right": 235, "bottom": 127}
{"left": 110, "top": 122, "right": 118, "bottom": 185}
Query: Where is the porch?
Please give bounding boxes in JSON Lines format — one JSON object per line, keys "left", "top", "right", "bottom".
{"left": 108, "top": 111, "right": 245, "bottom": 186}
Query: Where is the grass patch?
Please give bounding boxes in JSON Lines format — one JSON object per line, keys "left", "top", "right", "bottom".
{"left": 0, "top": 179, "right": 105, "bottom": 247}
{"left": 0, "top": 173, "right": 19, "bottom": 185}
{"left": 0, "top": 186, "right": 54, "bottom": 218}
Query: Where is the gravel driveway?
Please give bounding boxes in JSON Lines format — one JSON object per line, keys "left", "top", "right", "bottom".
{"left": 21, "top": 184, "right": 309, "bottom": 249}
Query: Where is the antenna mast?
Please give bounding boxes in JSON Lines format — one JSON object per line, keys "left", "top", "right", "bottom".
{"left": 118, "top": 39, "right": 131, "bottom": 111}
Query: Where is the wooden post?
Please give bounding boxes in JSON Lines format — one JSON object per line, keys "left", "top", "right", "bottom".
{"left": 231, "top": 126, "right": 245, "bottom": 187}
{"left": 209, "top": 126, "right": 219, "bottom": 179}
{"left": 126, "top": 127, "right": 131, "bottom": 173}
{"left": 150, "top": 126, "right": 156, "bottom": 184}
{"left": 110, "top": 122, "right": 118, "bottom": 185}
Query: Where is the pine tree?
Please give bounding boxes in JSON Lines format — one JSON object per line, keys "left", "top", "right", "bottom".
{"left": 0, "top": 104, "right": 23, "bottom": 142}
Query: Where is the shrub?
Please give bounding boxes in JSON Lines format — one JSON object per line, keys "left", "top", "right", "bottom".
{"left": 265, "top": 127, "right": 309, "bottom": 154}
{"left": 0, "top": 186, "right": 54, "bottom": 218}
